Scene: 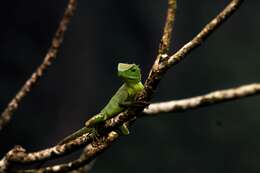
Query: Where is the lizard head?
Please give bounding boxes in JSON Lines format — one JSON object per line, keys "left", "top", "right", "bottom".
{"left": 117, "top": 63, "right": 141, "bottom": 83}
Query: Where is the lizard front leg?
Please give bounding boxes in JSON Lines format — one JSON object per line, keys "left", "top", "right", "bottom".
{"left": 118, "top": 123, "right": 130, "bottom": 135}
{"left": 119, "top": 100, "right": 150, "bottom": 108}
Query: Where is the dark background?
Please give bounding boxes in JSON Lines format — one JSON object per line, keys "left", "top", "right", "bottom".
{"left": 0, "top": 0, "right": 260, "bottom": 172}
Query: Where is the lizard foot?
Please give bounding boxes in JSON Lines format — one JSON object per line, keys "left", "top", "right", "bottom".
{"left": 129, "top": 101, "right": 150, "bottom": 108}
{"left": 88, "top": 128, "right": 106, "bottom": 147}
{"left": 119, "top": 101, "right": 150, "bottom": 108}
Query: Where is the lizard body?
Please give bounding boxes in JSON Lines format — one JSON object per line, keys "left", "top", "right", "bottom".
{"left": 59, "top": 63, "right": 144, "bottom": 144}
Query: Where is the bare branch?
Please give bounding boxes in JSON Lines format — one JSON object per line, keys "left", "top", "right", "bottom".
{"left": 2, "top": 131, "right": 93, "bottom": 165}
{"left": 69, "top": 160, "right": 95, "bottom": 173}
{"left": 158, "top": 0, "right": 177, "bottom": 55}
{"left": 13, "top": 132, "right": 118, "bottom": 173}
{"left": 143, "top": 83, "right": 260, "bottom": 115}
{"left": 167, "top": 0, "right": 243, "bottom": 66}
{"left": 0, "top": 157, "right": 9, "bottom": 173}
{"left": 71, "top": 152, "right": 96, "bottom": 173}
{"left": 147, "top": 0, "right": 177, "bottom": 92}
{"left": 0, "top": 0, "right": 77, "bottom": 131}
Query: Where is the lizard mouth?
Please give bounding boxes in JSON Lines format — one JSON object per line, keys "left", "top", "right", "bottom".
{"left": 125, "top": 76, "right": 139, "bottom": 80}
{"left": 118, "top": 72, "right": 139, "bottom": 80}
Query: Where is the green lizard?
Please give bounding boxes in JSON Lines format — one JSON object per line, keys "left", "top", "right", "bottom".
{"left": 36, "top": 63, "right": 145, "bottom": 168}
{"left": 59, "top": 63, "right": 144, "bottom": 144}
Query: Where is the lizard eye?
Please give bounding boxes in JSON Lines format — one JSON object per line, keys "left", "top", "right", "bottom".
{"left": 131, "top": 68, "right": 136, "bottom": 72}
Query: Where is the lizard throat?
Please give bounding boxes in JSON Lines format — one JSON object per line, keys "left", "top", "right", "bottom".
{"left": 125, "top": 81, "right": 144, "bottom": 97}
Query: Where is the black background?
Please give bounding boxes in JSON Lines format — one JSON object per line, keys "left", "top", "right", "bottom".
{"left": 0, "top": 0, "right": 260, "bottom": 173}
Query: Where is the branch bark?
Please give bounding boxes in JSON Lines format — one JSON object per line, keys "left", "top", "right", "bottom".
{"left": 13, "top": 132, "right": 118, "bottom": 173}
{"left": 167, "top": 0, "right": 243, "bottom": 67}
{"left": 143, "top": 83, "right": 260, "bottom": 115}
{"left": 158, "top": 0, "right": 176, "bottom": 55}
{"left": 1, "top": 131, "right": 94, "bottom": 167}
{"left": 0, "top": 0, "right": 77, "bottom": 131}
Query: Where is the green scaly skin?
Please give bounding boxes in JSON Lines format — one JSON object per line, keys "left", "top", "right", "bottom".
{"left": 59, "top": 63, "right": 144, "bottom": 145}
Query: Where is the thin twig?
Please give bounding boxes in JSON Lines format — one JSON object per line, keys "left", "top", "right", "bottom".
{"left": 149, "top": 0, "right": 177, "bottom": 84}
{"left": 0, "top": 0, "right": 77, "bottom": 131}
{"left": 167, "top": 0, "right": 243, "bottom": 66}
{"left": 69, "top": 160, "right": 95, "bottom": 173}
{"left": 158, "top": 0, "right": 177, "bottom": 55}
{"left": 72, "top": 151, "right": 96, "bottom": 173}
{"left": 143, "top": 83, "right": 260, "bottom": 115}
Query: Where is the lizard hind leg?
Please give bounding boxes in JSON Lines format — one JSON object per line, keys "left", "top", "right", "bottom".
{"left": 84, "top": 113, "right": 108, "bottom": 145}
{"left": 89, "top": 128, "right": 100, "bottom": 144}
{"left": 85, "top": 113, "right": 107, "bottom": 128}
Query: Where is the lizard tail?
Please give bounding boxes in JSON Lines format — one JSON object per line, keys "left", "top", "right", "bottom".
{"left": 58, "top": 127, "right": 91, "bottom": 145}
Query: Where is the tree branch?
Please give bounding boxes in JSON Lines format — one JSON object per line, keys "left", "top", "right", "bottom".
{"left": 0, "top": 0, "right": 77, "bottom": 131}
{"left": 148, "top": 0, "right": 177, "bottom": 90}
{"left": 13, "top": 132, "right": 118, "bottom": 173}
{"left": 158, "top": 0, "right": 176, "bottom": 55}
{"left": 2, "top": 131, "right": 93, "bottom": 166}
{"left": 167, "top": 0, "right": 243, "bottom": 67}
{"left": 69, "top": 160, "right": 95, "bottom": 173}
{"left": 143, "top": 83, "right": 260, "bottom": 115}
